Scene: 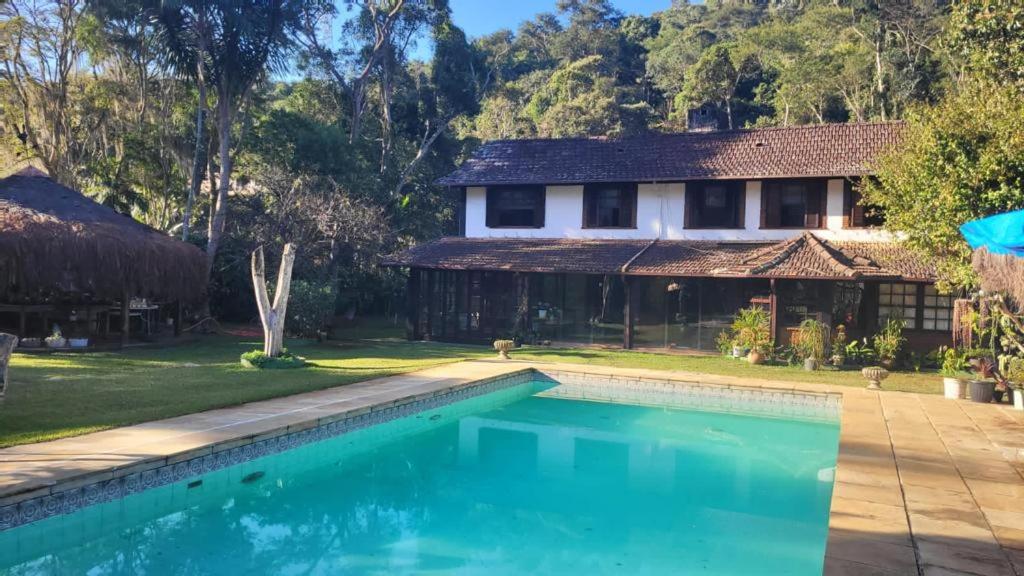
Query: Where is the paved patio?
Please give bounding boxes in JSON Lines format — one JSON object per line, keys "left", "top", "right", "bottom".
{"left": 1, "top": 359, "right": 1022, "bottom": 575}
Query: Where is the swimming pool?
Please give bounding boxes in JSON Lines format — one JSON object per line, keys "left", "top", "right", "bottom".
{"left": 0, "top": 375, "right": 840, "bottom": 575}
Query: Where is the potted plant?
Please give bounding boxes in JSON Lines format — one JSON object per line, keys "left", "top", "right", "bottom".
{"left": 795, "top": 319, "right": 827, "bottom": 371}
{"left": 731, "top": 306, "right": 771, "bottom": 365}
{"left": 968, "top": 378, "right": 997, "bottom": 403}
{"left": 938, "top": 346, "right": 970, "bottom": 400}
{"left": 1003, "top": 357, "right": 1024, "bottom": 411}
{"left": 872, "top": 318, "right": 906, "bottom": 370}
{"left": 20, "top": 337, "right": 41, "bottom": 348}
{"left": 44, "top": 325, "right": 66, "bottom": 349}
{"left": 831, "top": 325, "right": 848, "bottom": 366}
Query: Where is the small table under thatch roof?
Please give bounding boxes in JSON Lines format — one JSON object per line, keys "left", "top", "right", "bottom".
{"left": 0, "top": 167, "right": 206, "bottom": 344}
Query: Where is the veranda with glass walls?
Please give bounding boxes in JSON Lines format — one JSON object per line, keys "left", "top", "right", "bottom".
{"left": 406, "top": 269, "right": 950, "bottom": 353}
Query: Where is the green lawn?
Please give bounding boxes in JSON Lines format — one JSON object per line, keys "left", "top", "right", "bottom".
{"left": 0, "top": 333, "right": 942, "bottom": 448}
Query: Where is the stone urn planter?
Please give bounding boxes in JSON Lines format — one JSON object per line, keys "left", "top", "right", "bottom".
{"left": 1013, "top": 388, "right": 1024, "bottom": 411}
{"left": 68, "top": 338, "right": 89, "bottom": 348}
{"left": 803, "top": 357, "right": 819, "bottom": 371}
{"left": 862, "top": 366, "right": 889, "bottom": 390}
{"left": 968, "top": 379, "right": 996, "bottom": 403}
{"left": 493, "top": 339, "right": 515, "bottom": 360}
{"left": 942, "top": 376, "right": 967, "bottom": 400}
{"left": 44, "top": 336, "right": 66, "bottom": 349}
{"left": 731, "top": 345, "right": 748, "bottom": 359}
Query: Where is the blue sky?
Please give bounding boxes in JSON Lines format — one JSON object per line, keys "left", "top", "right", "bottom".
{"left": 409, "top": 0, "right": 672, "bottom": 59}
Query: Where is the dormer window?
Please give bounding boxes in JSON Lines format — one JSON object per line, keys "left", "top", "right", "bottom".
{"left": 760, "top": 179, "right": 826, "bottom": 229}
{"left": 684, "top": 180, "right": 744, "bottom": 229}
{"left": 583, "top": 183, "right": 637, "bottom": 229}
{"left": 486, "top": 186, "right": 545, "bottom": 228}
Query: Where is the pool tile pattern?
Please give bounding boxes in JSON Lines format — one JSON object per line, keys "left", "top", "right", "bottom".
{"left": 0, "top": 368, "right": 536, "bottom": 531}
{"left": 1, "top": 358, "right": 1023, "bottom": 576}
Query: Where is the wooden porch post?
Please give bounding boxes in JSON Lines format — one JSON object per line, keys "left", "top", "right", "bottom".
{"left": 424, "top": 270, "right": 434, "bottom": 340}
{"left": 174, "top": 300, "right": 183, "bottom": 337}
{"left": 120, "top": 288, "right": 131, "bottom": 347}
{"left": 623, "top": 276, "right": 634, "bottom": 350}
{"left": 769, "top": 279, "right": 779, "bottom": 344}
{"left": 406, "top": 270, "right": 420, "bottom": 341}
{"left": 18, "top": 306, "right": 25, "bottom": 337}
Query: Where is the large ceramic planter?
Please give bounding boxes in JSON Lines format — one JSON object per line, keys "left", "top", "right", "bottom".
{"left": 942, "top": 377, "right": 967, "bottom": 400}
{"left": 968, "top": 379, "right": 996, "bottom": 403}
{"left": 1014, "top": 388, "right": 1024, "bottom": 411}
{"left": 862, "top": 366, "right": 889, "bottom": 390}
{"left": 803, "top": 358, "right": 819, "bottom": 371}
{"left": 732, "top": 345, "right": 748, "bottom": 359}
{"left": 493, "top": 339, "right": 515, "bottom": 360}
{"left": 747, "top": 350, "right": 764, "bottom": 365}
{"left": 45, "top": 337, "right": 66, "bottom": 349}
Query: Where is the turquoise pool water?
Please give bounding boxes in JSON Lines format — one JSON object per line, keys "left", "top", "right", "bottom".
{"left": 0, "top": 381, "right": 840, "bottom": 575}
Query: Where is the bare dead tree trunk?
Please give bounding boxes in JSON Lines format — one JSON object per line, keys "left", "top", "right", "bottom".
{"left": 0, "top": 333, "right": 17, "bottom": 401}
{"left": 251, "top": 243, "right": 297, "bottom": 357}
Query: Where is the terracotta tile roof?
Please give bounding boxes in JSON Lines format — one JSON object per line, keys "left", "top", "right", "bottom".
{"left": 382, "top": 237, "right": 652, "bottom": 275}
{"left": 383, "top": 234, "right": 936, "bottom": 282}
{"left": 439, "top": 122, "right": 906, "bottom": 186}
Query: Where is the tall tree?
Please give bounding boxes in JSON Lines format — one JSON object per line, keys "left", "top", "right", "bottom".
{"left": 154, "top": 0, "right": 214, "bottom": 241}
{"left": 196, "top": 0, "right": 302, "bottom": 281}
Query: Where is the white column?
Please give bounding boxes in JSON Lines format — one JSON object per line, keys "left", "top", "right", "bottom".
{"left": 825, "top": 179, "right": 846, "bottom": 231}
{"left": 744, "top": 180, "right": 762, "bottom": 231}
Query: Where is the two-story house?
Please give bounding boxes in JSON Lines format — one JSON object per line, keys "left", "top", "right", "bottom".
{"left": 384, "top": 122, "right": 950, "bottom": 353}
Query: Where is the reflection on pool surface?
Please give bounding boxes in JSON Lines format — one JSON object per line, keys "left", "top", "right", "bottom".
{"left": 0, "top": 381, "right": 839, "bottom": 575}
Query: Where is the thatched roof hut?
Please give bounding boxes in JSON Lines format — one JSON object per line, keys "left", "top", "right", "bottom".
{"left": 0, "top": 168, "right": 205, "bottom": 304}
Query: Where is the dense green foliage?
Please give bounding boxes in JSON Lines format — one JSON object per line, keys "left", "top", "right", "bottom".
{"left": 240, "top": 348, "right": 306, "bottom": 369}
{"left": 863, "top": 0, "right": 1024, "bottom": 291}
{"left": 1, "top": 0, "right": 1006, "bottom": 315}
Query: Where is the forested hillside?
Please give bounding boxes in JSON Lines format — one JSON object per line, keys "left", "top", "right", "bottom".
{"left": 0, "top": 0, "right": 993, "bottom": 318}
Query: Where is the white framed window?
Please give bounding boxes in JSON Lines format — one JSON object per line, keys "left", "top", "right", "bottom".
{"left": 878, "top": 283, "right": 918, "bottom": 329}
{"left": 922, "top": 285, "right": 953, "bottom": 331}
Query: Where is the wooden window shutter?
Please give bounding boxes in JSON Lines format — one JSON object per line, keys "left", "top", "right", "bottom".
{"left": 684, "top": 184, "right": 697, "bottom": 228}
{"left": 850, "top": 188, "right": 866, "bottom": 228}
{"left": 842, "top": 181, "right": 852, "bottom": 228}
{"left": 761, "top": 182, "right": 779, "bottom": 228}
{"left": 486, "top": 188, "right": 498, "bottom": 228}
{"left": 734, "top": 182, "right": 745, "bottom": 228}
{"left": 804, "top": 181, "right": 824, "bottom": 228}
{"left": 582, "top": 185, "right": 595, "bottom": 228}
{"left": 623, "top": 184, "right": 637, "bottom": 228}
{"left": 533, "top": 186, "right": 545, "bottom": 228}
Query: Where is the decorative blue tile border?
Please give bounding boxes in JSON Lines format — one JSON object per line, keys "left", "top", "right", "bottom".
{"left": 0, "top": 369, "right": 536, "bottom": 533}
{"left": 534, "top": 369, "right": 841, "bottom": 423}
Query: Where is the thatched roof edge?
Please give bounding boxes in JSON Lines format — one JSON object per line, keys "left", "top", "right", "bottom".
{"left": 0, "top": 172, "right": 206, "bottom": 303}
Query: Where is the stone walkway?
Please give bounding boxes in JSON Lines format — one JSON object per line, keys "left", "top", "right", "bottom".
{"left": 1, "top": 359, "right": 1022, "bottom": 576}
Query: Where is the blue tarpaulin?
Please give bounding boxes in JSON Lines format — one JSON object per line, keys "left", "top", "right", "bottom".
{"left": 960, "top": 209, "right": 1024, "bottom": 257}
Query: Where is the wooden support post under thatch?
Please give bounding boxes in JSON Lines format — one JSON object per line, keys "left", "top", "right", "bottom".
{"left": 406, "top": 270, "right": 420, "bottom": 341}
{"left": 0, "top": 333, "right": 17, "bottom": 400}
{"left": 174, "top": 301, "right": 183, "bottom": 337}
{"left": 120, "top": 289, "right": 130, "bottom": 347}
{"left": 623, "top": 276, "right": 633, "bottom": 350}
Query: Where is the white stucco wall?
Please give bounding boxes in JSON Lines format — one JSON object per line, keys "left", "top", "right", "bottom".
{"left": 465, "top": 179, "right": 890, "bottom": 242}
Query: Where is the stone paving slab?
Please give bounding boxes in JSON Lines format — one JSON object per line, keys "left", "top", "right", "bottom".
{"left": 1, "top": 358, "right": 1023, "bottom": 575}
